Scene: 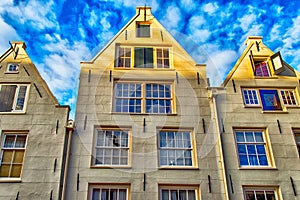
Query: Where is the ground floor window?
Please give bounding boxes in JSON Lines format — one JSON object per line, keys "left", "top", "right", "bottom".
{"left": 89, "top": 184, "right": 129, "bottom": 200}
{"left": 159, "top": 185, "right": 199, "bottom": 200}
{"left": 243, "top": 187, "right": 279, "bottom": 200}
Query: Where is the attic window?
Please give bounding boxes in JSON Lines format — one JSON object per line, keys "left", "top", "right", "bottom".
{"left": 7, "top": 63, "right": 19, "bottom": 73}
{"left": 271, "top": 51, "right": 284, "bottom": 74}
{"left": 136, "top": 23, "right": 150, "bottom": 37}
{"left": 254, "top": 61, "right": 270, "bottom": 77}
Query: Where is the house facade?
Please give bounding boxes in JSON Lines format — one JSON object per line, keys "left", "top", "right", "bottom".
{"left": 0, "top": 42, "right": 73, "bottom": 200}
{"left": 213, "top": 36, "right": 300, "bottom": 200}
{"left": 66, "top": 6, "right": 227, "bottom": 200}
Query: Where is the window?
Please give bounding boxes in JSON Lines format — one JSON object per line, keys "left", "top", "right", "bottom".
{"left": 242, "top": 89, "right": 260, "bottom": 106}
{"left": 294, "top": 132, "right": 300, "bottom": 157}
{"left": 254, "top": 61, "right": 270, "bottom": 77}
{"left": 235, "top": 130, "right": 270, "bottom": 167}
{"left": 243, "top": 187, "right": 278, "bottom": 200}
{"left": 115, "top": 45, "right": 171, "bottom": 69}
{"left": 158, "top": 130, "right": 195, "bottom": 167}
{"left": 116, "top": 47, "right": 131, "bottom": 68}
{"left": 159, "top": 185, "right": 199, "bottom": 200}
{"left": 157, "top": 48, "right": 170, "bottom": 68}
{"left": 113, "top": 82, "right": 173, "bottom": 114}
{"left": 0, "top": 133, "right": 27, "bottom": 178}
{"left": 93, "top": 129, "right": 130, "bottom": 166}
{"left": 136, "top": 23, "right": 150, "bottom": 37}
{"left": 89, "top": 184, "right": 129, "bottom": 200}
{"left": 242, "top": 88, "right": 298, "bottom": 110}
{"left": 279, "top": 89, "right": 297, "bottom": 106}
{"left": 7, "top": 63, "right": 19, "bottom": 72}
{"left": 0, "top": 84, "right": 29, "bottom": 112}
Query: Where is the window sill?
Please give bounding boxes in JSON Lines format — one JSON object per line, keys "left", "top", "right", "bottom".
{"left": 254, "top": 76, "right": 278, "bottom": 79}
{"left": 110, "top": 112, "right": 177, "bottom": 116}
{"left": 158, "top": 166, "right": 199, "bottom": 170}
{"left": 243, "top": 105, "right": 261, "bottom": 108}
{"left": 0, "top": 178, "right": 22, "bottom": 183}
{"left": 113, "top": 67, "right": 175, "bottom": 71}
{"left": 238, "top": 166, "right": 277, "bottom": 170}
{"left": 5, "top": 71, "right": 19, "bottom": 74}
{"left": 261, "top": 110, "right": 288, "bottom": 114}
{"left": 90, "top": 165, "right": 132, "bottom": 169}
{"left": 0, "top": 111, "right": 26, "bottom": 115}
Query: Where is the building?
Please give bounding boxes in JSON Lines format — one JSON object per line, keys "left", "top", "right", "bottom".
{"left": 213, "top": 36, "right": 300, "bottom": 200}
{"left": 0, "top": 42, "right": 73, "bottom": 200}
{"left": 67, "top": 6, "right": 227, "bottom": 200}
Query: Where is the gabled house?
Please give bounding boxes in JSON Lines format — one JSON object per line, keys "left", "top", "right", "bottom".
{"left": 213, "top": 36, "right": 300, "bottom": 200}
{"left": 67, "top": 6, "right": 227, "bottom": 200}
{"left": 0, "top": 41, "right": 73, "bottom": 200}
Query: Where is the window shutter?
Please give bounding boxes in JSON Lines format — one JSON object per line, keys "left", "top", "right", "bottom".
{"left": 271, "top": 51, "right": 285, "bottom": 74}
{"left": 0, "top": 85, "right": 17, "bottom": 112}
{"left": 249, "top": 50, "right": 255, "bottom": 72}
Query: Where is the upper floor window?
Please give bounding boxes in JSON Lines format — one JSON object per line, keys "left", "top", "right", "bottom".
{"left": 89, "top": 184, "right": 129, "bottom": 200}
{"left": 242, "top": 88, "right": 298, "bottom": 111}
{"left": 115, "top": 45, "right": 171, "bottom": 69}
{"left": 7, "top": 63, "right": 19, "bottom": 73}
{"left": 158, "top": 130, "right": 196, "bottom": 167}
{"left": 243, "top": 187, "right": 279, "bottom": 200}
{"left": 159, "top": 185, "right": 199, "bottom": 200}
{"left": 235, "top": 130, "right": 271, "bottom": 167}
{"left": 0, "top": 132, "right": 27, "bottom": 178}
{"left": 136, "top": 22, "right": 150, "bottom": 37}
{"left": 0, "top": 84, "right": 29, "bottom": 113}
{"left": 113, "top": 81, "right": 174, "bottom": 114}
{"left": 93, "top": 128, "right": 130, "bottom": 167}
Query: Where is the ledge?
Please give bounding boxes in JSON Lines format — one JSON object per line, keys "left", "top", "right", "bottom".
{"left": 0, "top": 178, "right": 22, "bottom": 183}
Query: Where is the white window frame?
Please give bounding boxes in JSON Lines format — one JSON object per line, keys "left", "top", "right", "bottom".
{"left": 159, "top": 185, "right": 199, "bottom": 200}
{"left": 158, "top": 129, "right": 197, "bottom": 168}
{"left": 279, "top": 89, "right": 298, "bottom": 106}
{"left": 113, "top": 81, "right": 174, "bottom": 114}
{"left": 0, "top": 132, "right": 28, "bottom": 179}
{"left": 92, "top": 128, "right": 131, "bottom": 167}
{"left": 242, "top": 89, "right": 260, "bottom": 106}
{"left": 89, "top": 184, "right": 130, "bottom": 200}
{"left": 243, "top": 186, "right": 279, "bottom": 200}
{"left": 234, "top": 130, "right": 273, "bottom": 168}
{"left": 115, "top": 45, "right": 172, "bottom": 69}
{"left": 6, "top": 63, "right": 19, "bottom": 73}
{"left": 0, "top": 84, "right": 30, "bottom": 113}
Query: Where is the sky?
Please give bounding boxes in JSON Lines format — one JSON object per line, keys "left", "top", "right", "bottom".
{"left": 1, "top": 0, "right": 300, "bottom": 118}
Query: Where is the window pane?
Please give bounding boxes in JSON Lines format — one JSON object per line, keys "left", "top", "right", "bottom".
{"left": 137, "top": 24, "right": 150, "bottom": 37}
{"left": 4, "top": 135, "right": 15, "bottom": 148}
{"left": 245, "top": 191, "right": 255, "bottom": 200}
{"left": 2, "top": 150, "right": 13, "bottom": 162}
{"left": 15, "top": 86, "right": 27, "bottom": 110}
{"left": 161, "top": 190, "right": 169, "bottom": 200}
{"left": 92, "top": 189, "right": 100, "bottom": 200}
{"left": 10, "top": 164, "right": 22, "bottom": 177}
{"left": 0, "top": 164, "right": 10, "bottom": 177}
{"left": 188, "top": 190, "right": 196, "bottom": 200}
{"left": 15, "top": 135, "right": 26, "bottom": 148}
{"left": 259, "top": 90, "right": 282, "bottom": 110}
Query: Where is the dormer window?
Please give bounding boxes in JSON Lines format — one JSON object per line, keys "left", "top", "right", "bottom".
{"left": 254, "top": 61, "right": 270, "bottom": 77}
{"left": 136, "top": 22, "right": 150, "bottom": 38}
{"left": 7, "top": 63, "right": 19, "bottom": 73}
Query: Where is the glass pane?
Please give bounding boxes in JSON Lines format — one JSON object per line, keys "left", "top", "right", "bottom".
{"left": 255, "top": 191, "right": 265, "bottom": 200}
{"left": 110, "top": 189, "right": 118, "bottom": 200}
{"left": 188, "top": 190, "right": 196, "bottom": 200}
{"left": 247, "top": 145, "right": 256, "bottom": 154}
{"left": 0, "top": 164, "right": 10, "bottom": 177}
{"left": 249, "top": 155, "right": 258, "bottom": 165}
{"left": 4, "top": 135, "right": 15, "bottom": 148}
{"left": 15, "top": 135, "right": 26, "bottom": 148}
{"left": 245, "top": 191, "right": 255, "bottom": 200}
{"left": 258, "top": 155, "right": 268, "bottom": 166}
{"left": 13, "top": 150, "right": 24, "bottom": 163}
{"left": 161, "top": 190, "right": 169, "bottom": 200}
{"left": 171, "top": 190, "right": 178, "bottom": 200}
{"left": 101, "top": 189, "right": 109, "bottom": 200}
{"left": 245, "top": 132, "right": 254, "bottom": 142}
{"left": 236, "top": 132, "right": 245, "bottom": 142}
{"left": 256, "top": 145, "right": 266, "bottom": 154}
{"left": 15, "top": 86, "right": 27, "bottom": 110}
{"left": 238, "top": 145, "right": 246, "bottom": 154}
{"left": 179, "top": 190, "right": 186, "bottom": 200}
{"left": 92, "top": 189, "right": 100, "bottom": 200}
{"left": 2, "top": 150, "right": 13, "bottom": 162}
{"left": 119, "top": 189, "right": 127, "bottom": 200}
{"left": 266, "top": 191, "right": 275, "bottom": 200}
{"left": 10, "top": 164, "right": 22, "bottom": 177}
{"left": 240, "top": 155, "right": 249, "bottom": 166}
{"left": 254, "top": 132, "right": 263, "bottom": 142}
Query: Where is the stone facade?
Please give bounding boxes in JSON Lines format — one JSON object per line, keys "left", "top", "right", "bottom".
{"left": 66, "top": 7, "right": 227, "bottom": 200}
{"left": 0, "top": 42, "right": 72, "bottom": 200}
{"left": 213, "top": 36, "right": 300, "bottom": 200}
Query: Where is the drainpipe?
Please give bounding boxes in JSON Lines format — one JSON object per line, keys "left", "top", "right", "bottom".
{"left": 211, "top": 90, "right": 230, "bottom": 200}
{"left": 61, "top": 120, "right": 75, "bottom": 200}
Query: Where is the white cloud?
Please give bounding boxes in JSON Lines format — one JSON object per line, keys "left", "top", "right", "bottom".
{"left": 269, "top": 24, "right": 281, "bottom": 42}
{"left": 238, "top": 13, "right": 257, "bottom": 32}
{"left": 188, "top": 15, "right": 206, "bottom": 30}
{"left": 0, "top": 17, "right": 20, "bottom": 53}
{"left": 202, "top": 2, "right": 219, "bottom": 15}
{"left": 161, "top": 5, "right": 182, "bottom": 30}
{"left": 191, "top": 29, "right": 211, "bottom": 43}
{"left": 88, "top": 10, "right": 98, "bottom": 27}
{"left": 180, "top": 0, "right": 196, "bottom": 12}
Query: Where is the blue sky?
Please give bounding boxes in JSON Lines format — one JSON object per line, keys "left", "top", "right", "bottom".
{"left": 1, "top": 0, "right": 300, "bottom": 118}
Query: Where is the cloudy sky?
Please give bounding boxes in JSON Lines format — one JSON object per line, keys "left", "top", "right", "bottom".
{"left": 1, "top": 0, "right": 300, "bottom": 118}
